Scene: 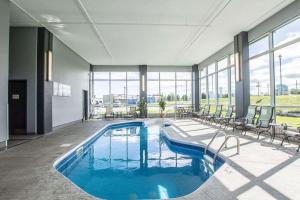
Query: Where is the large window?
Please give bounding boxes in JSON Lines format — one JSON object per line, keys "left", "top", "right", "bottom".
{"left": 199, "top": 55, "right": 235, "bottom": 109}
{"left": 274, "top": 42, "right": 300, "bottom": 126}
{"left": 273, "top": 17, "right": 300, "bottom": 47}
{"left": 248, "top": 16, "right": 300, "bottom": 127}
{"left": 249, "top": 36, "right": 269, "bottom": 57}
{"left": 92, "top": 71, "right": 140, "bottom": 117}
{"left": 249, "top": 54, "right": 271, "bottom": 105}
{"left": 147, "top": 71, "right": 192, "bottom": 115}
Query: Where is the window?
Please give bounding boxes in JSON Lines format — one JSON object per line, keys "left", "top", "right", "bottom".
{"left": 93, "top": 81, "right": 109, "bottom": 115}
{"left": 218, "top": 69, "right": 229, "bottom": 105}
{"left": 231, "top": 67, "right": 235, "bottom": 105}
{"left": 273, "top": 17, "right": 300, "bottom": 47}
{"left": 207, "top": 63, "right": 216, "bottom": 74}
{"left": 160, "top": 80, "right": 176, "bottom": 113}
{"left": 200, "top": 78, "right": 207, "bottom": 105}
{"left": 147, "top": 72, "right": 160, "bottom": 114}
{"left": 249, "top": 54, "right": 270, "bottom": 105}
{"left": 230, "top": 54, "right": 235, "bottom": 65}
{"left": 92, "top": 71, "right": 140, "bottom": 117}
{"left": 111, "top": 80, "right": 127, "bottom": 112}
{"left": 218, "top": 58, "right": 228, "bottom": 70}
{"left": 147, "top": 71, "right": 192, "bottom": 115}
{"left": 247, "top": 16, "right": 300, "bottom": 127}
{"left": 94, "top": 72, "right": 109, "bottom": 80}
{"left": 274, "top": 42, "right": 300, "bottom": 127}
{"left": 208, "top": 74, "right": 217, "bottom": 104}
{"left": 111, "top": 72, "right": 126, "bottom": 80}
{"left": 249, "top": 36, "right": 269, "bottom": 58}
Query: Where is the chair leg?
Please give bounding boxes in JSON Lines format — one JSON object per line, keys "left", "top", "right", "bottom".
{"left": 297, "top": 145, "right": 300, "bottom": 152}
{"left": 281, "top": 137, "right": 286, "bottom": 146}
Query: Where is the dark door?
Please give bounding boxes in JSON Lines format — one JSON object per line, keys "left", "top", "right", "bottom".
{"left": 83, "top": 90, "right": 88, "bottom": 120}
{"left": 9, "top": 80, "right": 27, "bottom": 135}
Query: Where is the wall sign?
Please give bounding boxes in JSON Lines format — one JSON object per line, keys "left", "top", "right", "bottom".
{"left": 53, "top": 82, "right": 71, "bottom": 97}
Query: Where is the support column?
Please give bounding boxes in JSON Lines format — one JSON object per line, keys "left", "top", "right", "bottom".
{"left": 234, "top": 32, "right": 250, "bottom": 118}
{"left": 192, "top": 64, "right": 200, "bottom": 112}
{"left": 0, "top": 0, "right": 10, "bottom": 147}
{"left": 37, "top": 28, "right": 53, "bottom": 134}
{"left": 139, "top": 65, "right": 147, "bottom": 117}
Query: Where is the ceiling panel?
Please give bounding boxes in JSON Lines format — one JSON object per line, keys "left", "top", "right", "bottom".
{"left": 9, "top": 0, "right": 295, "bottom": 65}
{"left": 47, "top": 23, "right": 111, "bottom": 63}
{"left": 12, "top": 0, "right": 87, "bottom": 23}
{"left": 97, "top": 24, "right": 197, "bottom": 65}
{"left": 83, "top": 0, "right": 224, "bottom": 25}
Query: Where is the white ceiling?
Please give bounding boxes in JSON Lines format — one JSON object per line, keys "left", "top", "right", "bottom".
{"left": 10, "top": 0, "right": 294, "bottom": 65}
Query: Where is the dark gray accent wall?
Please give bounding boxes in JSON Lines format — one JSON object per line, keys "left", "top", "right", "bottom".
{"left": 52, "top": 37, "right": 90, "bottom": 127}
{"left": 234, "top": 32, "right": 250, "bottom": 118}
{"left": 139, "top": 65, "right": 147, "bottom": 117}
{"left": 0, "top": 0, "right": 10, "bottom": 144}
{"left": 192, "top": 64, "right": 200, "bottom": 111}
{"left": 9, "top": 27, "right": 38, "bottom": 133}
{"left": 37, "top": 28, "right": 53, "bottom": 134}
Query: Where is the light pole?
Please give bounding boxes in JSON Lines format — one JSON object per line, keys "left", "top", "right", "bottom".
{"left": 279, "top": 54, "right": 283, "bottom": 95}
{"left": 256, "top": 81, "right": 261, "bottom": 96}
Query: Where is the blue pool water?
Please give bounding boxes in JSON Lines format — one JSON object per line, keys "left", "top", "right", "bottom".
{"left": 55, "top": 122, "right": 224, "bottom": 200}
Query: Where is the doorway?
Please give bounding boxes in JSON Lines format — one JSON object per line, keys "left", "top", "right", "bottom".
{"left": 9, "top": 80, "right": 27, "bottom": 135}
{"left": 83, "top": 90, "right": 88, "bottom": 120}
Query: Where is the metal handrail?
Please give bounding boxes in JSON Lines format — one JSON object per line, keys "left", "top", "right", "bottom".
{"left": 204, "top": 131, "right": 227, "bottom": 154}
{"left": 213, "top": 135, "right": 240, "bottom": 163}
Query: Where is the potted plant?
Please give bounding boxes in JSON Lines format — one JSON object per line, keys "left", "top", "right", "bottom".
{"left": 137, "top": 98, "right": 147, "bottom": 118}
{"left": 159, "top": 99, "right": 166, "bottom": 119}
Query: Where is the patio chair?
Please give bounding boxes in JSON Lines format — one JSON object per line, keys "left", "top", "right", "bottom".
{"left": 196, "top": 104, "right": 210, "bottom": 120}
{"left": 175, "top": 107, "right": 184, "bottom": 118}
{"left": 253, "top": 106, "right": 274, "bottom": 139}
{"left": 186, "top": 106, "right": 194, "bottom": 118}
{"left": 124, "top": 106, "right": 137, "bottom": 119}
{"left": 231, "top": 105, "right": 257, "bottom": 133}
{"left": 180, "top": 107, "right": 189, "bottom": 119}
{"left": 215, "top": 105, "right": 234, "bottom": 128}
{"left": 104, "top": 105, "right": 114, "bottom": 120}
{"left": 281, "top": 126, "right": 300, "bottom": 152}
{"left": 204, "top": 105, "right": 223, "bottom": 123}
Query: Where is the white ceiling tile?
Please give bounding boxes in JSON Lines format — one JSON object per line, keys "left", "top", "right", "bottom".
{"left": 83, "top": 0, "right": 222, "bottom": 25}
{"left": 12, "top": 0, "right": 87, "bottom": 23}
{"left": 47, "top": 23, "right": 111, "bottom": 64}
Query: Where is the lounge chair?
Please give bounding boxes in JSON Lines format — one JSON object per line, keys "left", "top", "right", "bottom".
{"left": 253, "top": 106, "right": 274, "bottom": 139}
{"left": 204, "top": 105, "right": 222, "bottom": 123}
{"left": 104, "top": 105, "right": 114, "bottom": 120}
{"left": 215, "top": 105, "right": 234, "bottom": 128}
{"left": 196, "top": 104, "right": 210, "bottom": 120}
{"left": 231, "top": 105, "right": 257, "bottom": 133}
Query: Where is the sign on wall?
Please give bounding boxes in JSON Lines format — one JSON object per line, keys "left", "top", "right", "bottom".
{"left": 53, "top": 82, "right": 71, "bottom": 97}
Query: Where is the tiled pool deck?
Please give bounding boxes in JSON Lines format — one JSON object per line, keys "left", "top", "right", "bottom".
{"left": 0, "top": 119, "right": 299, "bottom": 200}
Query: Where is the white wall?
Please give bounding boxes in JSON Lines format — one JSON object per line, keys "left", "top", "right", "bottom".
{"left": 9, "top": 27, "right": 38, "bottom": 133}
{"left": 0, "top": 0, "right": 10, "bottom": 145}
{"left": 52, "top": 37, "right": 90, "bottom": 127}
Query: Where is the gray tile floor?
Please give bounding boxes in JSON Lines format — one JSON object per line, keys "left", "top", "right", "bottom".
{"left": 0, "top": 119, "right": 299, "bottom": 200}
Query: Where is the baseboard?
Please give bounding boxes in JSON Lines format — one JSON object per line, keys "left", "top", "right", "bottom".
{"left": 52, "top": 119, "right": 83, "bottom": 131}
